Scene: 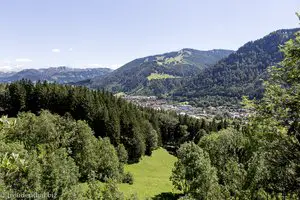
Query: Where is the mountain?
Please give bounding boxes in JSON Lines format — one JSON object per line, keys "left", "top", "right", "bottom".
{"left": 0, "top": 66, "right": 113, "bottom": 83}
{"left": 87, "top": 49, "right": 234, "bottom": 95}
{"left": 174, "top": 28, "right": 300, "bottom": 107}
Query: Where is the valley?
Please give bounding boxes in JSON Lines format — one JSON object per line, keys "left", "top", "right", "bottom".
{"left": 0, "top": 2, "right": 299, "bottom": 199}
{"left": 122, "top": 95, "right": 248, "bottom": 119}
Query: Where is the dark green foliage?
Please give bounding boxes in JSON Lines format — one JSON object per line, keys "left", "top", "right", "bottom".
{"left": 242, "top": 29, "right": 300, "bottom": 197}
{"left": 61, "top": 180, "right": 126, "bottom": 200}
{"left": 0, "top": 80, "right": 214, "bottom": 162}
{"left": 122, "top": 172, "right": 134, "bottom": 185}
{"left": 116, "top": 144, "right": 128, "bottom": 164}
{"left": 0, "top": 142, "right": 43, "bottom": 197}
{"left": 96, "top": 138, "right": 121, "bottom": 181}
{"left": 171, "top": 26, "right": 300, "bottom": 199}
{"left": 171, "top": 142, "right": 222, "bottom": 199}
{"left": 0, "top": 79, "right": 230, "bottom": 199}
{"left": 175, "top": 28, "right": 300, "bottom": 106}
{"left": 0, "top": 111, "right": 126, "bottom": 199}
{"left": 152, "top": 192, "right": 182, "bottom": 200}
{"left": 0, "top": 81, "right": 150, "bottom": 162}
{"left": 39, "top": 148, "right": 79, "bottom": 198}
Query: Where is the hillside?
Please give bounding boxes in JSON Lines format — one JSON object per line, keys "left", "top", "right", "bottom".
{"left": 174, "top": 28, "right": 300, "bottom": 106}
{"left": 0, "top": 66, "right": 112, "bottom": 83}
{"left": 87, "top": 49, "right": 233, "bottom": 95}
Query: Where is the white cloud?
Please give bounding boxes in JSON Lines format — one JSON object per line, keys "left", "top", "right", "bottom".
{"left": 0, "top": 65, "right": 13, "bottom": 72}
{"left": 15, "top": 58, "right": 32, "bottom": 62}
{"left": 86, "top": 64, "right": 103, "bottom": 68}
{"left": 109, "top": 64, "right": 121, "bottom": 69}
{"left": 85, "top": 64, "right": 121, "bottom": 69}
{"left": 0, "top": 65, "right": 24, "bottom": 72}
{"left": 68, "top": 48, "right": 73, "bottom": 52}
{"left": 52, "top": 49, "right": 60, "bottom": 53}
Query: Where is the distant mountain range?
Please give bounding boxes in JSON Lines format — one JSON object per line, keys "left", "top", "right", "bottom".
{"left": 86, "top": 49, "right": 234, "bottom": 94}
{"left": 0, "top": 66, "right": 113, "bottom": 84}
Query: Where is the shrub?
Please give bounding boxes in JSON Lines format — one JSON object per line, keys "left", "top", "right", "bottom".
{"left": 122, "top": 172, "right": 134, "bottom": 185}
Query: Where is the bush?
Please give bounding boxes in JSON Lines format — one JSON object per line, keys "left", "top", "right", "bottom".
{"left": 122, "top": 172, "right": 134, "bottom": 185}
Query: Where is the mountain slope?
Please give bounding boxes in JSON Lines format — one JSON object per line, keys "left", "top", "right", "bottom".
{"left": 88, "top": 49, "right": 233, "bottom": 94}
{"left": 0, "top": 66, "right": 113, "bottom": 83}
{"left": 174, "top": 28, "right": 300, "bottom": 106}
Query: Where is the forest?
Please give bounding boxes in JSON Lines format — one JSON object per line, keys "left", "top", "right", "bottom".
{"left": 0, "top": 78, "right": 227, "bottom": 199}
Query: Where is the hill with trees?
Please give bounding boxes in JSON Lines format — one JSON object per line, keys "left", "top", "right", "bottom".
{"left": 174, "top": 28, "right": 300, "bottom": 107}
{"left": 0, "top": 66, "right": 112, "bottom": 84}
{"left": 86, "top": 49, "right": 233, "bottom": 95}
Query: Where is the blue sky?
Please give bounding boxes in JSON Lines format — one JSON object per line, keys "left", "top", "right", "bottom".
{"left": 0, "top": 0, "right": 299, "bottom": 71}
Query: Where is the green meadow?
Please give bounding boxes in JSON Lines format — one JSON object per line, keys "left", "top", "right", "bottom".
{"left": 119, "top": 148, "right": 178, "bottom": 199}
{"left": 147, "top": 73, "right": 178, "bottom": 80}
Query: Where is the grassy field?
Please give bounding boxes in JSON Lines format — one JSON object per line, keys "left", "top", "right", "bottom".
{"left": 119, "top": 148, "right": 178, "bottom": 199}
{"left": 147, "top": 73, "right": 178, "bottom": 80}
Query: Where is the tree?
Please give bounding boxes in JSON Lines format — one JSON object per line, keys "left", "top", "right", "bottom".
{"left": 243, "top": 19, "right": 300, "bottom": 197}
{"left": 0, "top": 142, "right": 43, "bottom": 197}
{"left": 170, "top": 142, "right": 222, "bottom": 200}
{"left": 145, "top": 129, "right": 158, "bottom": 156}
{"left": 157, "top": 113, "right": 179, "bottom": 143}
{"left": 143, "top": 121, "right": 158, "bottom": 156}
{"left": 96, "top": 138, "right": 121, "bottom": 181}
{"left": 61, "top": 180, "right": 126, "bottom": 200}
{"left": 199, "top": 128, "right": 249, "bottom": 175}
{"left": 116, "top": 144, "right": 128, "bottom": 164}
{"left": 39, "top": 147, "right": 79, "bottom": 198}
{"left": 7, "top": 82, "right": 27, "bottom": 116}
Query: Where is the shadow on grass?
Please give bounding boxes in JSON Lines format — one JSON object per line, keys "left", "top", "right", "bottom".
{"left": 151, "top": 192, "right": 182, "bottom": 200}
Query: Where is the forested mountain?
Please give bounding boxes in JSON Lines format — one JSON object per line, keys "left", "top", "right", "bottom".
{"left": 174, "top": 28, "right": 300, "bottom": 106}
{"left": 0, "top": 66, "right": 112, "bottom": 83}
{"left": 86, "top": 49, "right": 233, "bottom": 95}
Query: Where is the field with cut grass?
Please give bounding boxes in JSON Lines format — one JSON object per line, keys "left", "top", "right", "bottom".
{"left": 119, "top": 148, "right": 179, "bottom": 199}
{"left": 147, "top": 73, "right": 178, "bottom": 80}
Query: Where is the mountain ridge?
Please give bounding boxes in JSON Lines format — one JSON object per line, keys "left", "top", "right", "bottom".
{"left": 87, "top": 48, "right": 234, "bottom": 94}
{"left": 173, "top": 28, "right": 300, "bottom": 106}
{"left": 0, "top": 66, "right": 113, "bottom": 84}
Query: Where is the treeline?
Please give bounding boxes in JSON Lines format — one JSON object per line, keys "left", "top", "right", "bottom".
{"left": 0, "top": 80, "right": 227, "bottom": 163}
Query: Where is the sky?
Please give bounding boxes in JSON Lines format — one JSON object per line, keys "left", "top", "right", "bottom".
{"left": 0, "top": 0, "right": 299, "bottom": 71}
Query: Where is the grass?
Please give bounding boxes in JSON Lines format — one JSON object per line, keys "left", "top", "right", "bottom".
{"left": 114, "top": 92, "right": 126, "bottom": 97}
{"left": 147, "top": 73, "right": 179, "bottom": 80}
{"left": 119, "top": 148, "right": 178, "bottom": 199}
{"left": 164, "top": 54, "right": 183, "bottom": 64}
